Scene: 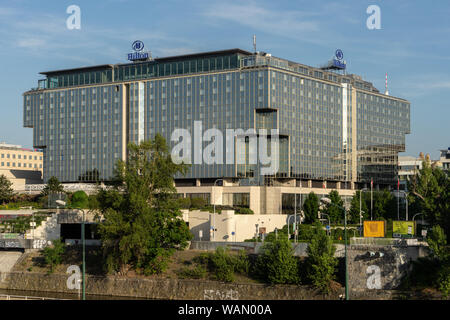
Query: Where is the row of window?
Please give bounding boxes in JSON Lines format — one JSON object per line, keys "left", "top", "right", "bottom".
{"left": 0, "top": 162, "right": 42, "bottom": 168}
{"left": 0, "top": 153, "right": 41, "bottom": 160}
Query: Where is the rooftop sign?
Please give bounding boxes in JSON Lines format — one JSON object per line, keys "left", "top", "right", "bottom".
{"left": 128, "top": 40, "right": 151, "bottom": 61}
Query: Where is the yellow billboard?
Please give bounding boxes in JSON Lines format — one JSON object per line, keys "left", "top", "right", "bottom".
{"left": 363, "top": 221, "right": 385, "bottom": 238}
{"left": 393, "top": 221, "right": 415, "bottom": 238}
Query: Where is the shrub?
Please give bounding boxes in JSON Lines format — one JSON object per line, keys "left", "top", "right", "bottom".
{"left": 190, "top": 197, "right": 207, "bottom": 209}
{"left": 177, "top": 265, "right": 207, "bottom": 279}
{"left": 332, "top": 228, "right": 345, "bottom": 241}
{"left": 236, "top": 207, "right": 254, "bottom": 215}
{"left": 42, "top": 239, "right": 66, "bottom": 273}
{"left": 70, "top": 191, "right": 89, "bottom": 209}
{"left": 255, "top": 239, "right": 300, "bottom": 284}
{"left": 298, "top": 224, "right": 316, "bottom": 241}
{"left": 306, "top": 223, "right": 338, "bottom": 293}
{"left": 233, "top": 249, "right": 250, "bottom": 274}
{"left": 209, "top": 247, "right": 235, "bottom": 282}
{"left": 177, "top": 197, "right": 191, "bottom": 209}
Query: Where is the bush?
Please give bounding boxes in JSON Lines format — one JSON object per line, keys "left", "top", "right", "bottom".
{"left": 306, "top": 223, "right": 338, "bottom": 293}
{"left": 70, "top": 191, "right": 89, "bottom": 209}
{"left": 236, "top": 207, "right": 254, "bottom": 215}
{"left": 233, "top": 249, "right": 250, "bottom": 274}
{"left": 42, "top": 239, "right": 66, "bottom": 273}
{"left": 332, "top": 228, "right": 345, "bottom": 241}
{"left": 177, "top": 197, "right": 191, "bottom": 209}
{"left": 177, "top": 265, "right": 207, "bottom": 279}
{"left": 195, "top": 248, "right": 251, "bottom": 282}
{"left": 255, "top": 239, "right": 300, "bottom": 284}
{"left": 298, "top": 224, "right": 316, "bottom": 241}
{"left": 209, "top": 247, "right": 235, "bottom": 282}
{"left": 190, "top": 197, "right": 207, "bottom": 209}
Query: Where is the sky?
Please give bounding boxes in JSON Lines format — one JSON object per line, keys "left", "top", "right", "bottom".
{"left": 0, "top": 0, "right": 449, "bottom": 159}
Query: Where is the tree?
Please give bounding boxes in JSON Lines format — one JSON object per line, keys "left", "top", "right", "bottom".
{"left": 349, "top": 191, "right": 369, "bottom": 224}
{"left": 303, "top": 192, "right": 319, "bottom": 224}
{"left": 372, "top": 190, "right": 396, "bottom": 220}
{"left": 41, "top": 176, "right": 64, "bottom": 196}
{"left": 306, "top": 223, "right": 338, "bottom": 293}
{"left": 408, "top": 161, "right": 450, "bottom": 236}
{"left": 70, "top": 190, "right": 89, "bottom": 208}
{"left": 255, "top": 238, "right": 300, "bottom": 284}
{"left": 0, "top": 174, "right": 14, "bottom": 204}
{"left": 97, "top": 135, "right": 192, "bottom": 275}
{"left": 321, "top": 190, "right": 344, "bottom": 224}
{"left": 42, "top": 239, "right": 66, "bottom": 273}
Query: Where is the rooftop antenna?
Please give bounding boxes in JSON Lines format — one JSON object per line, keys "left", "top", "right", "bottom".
{"left": 253, "top": 34, "right": 256, "bottom": 54}
{"left": 385, "top": 72, "right": 390, "bottom": 95}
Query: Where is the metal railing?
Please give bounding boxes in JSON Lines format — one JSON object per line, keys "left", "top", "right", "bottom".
{"left": 0, "top": 294, "right": 70, "bottom": 300}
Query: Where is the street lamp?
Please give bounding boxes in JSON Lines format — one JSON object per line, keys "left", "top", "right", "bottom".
{"left": 320, "top": 212, "right": 331, "bottom": 236}
{"left": 56, "top": 200, "right": 86, "bottom": 301}
{"left": 321, "top": 197, "right": 349, "bottom": 301}
{"left": 287, "top": 214, "right": 302, "bottom": 242}
{"left": 212, "top": 179, "right": 223, "bottom": 241}
{"left": 359, "top": 188, "right": 369, "bottom": 223}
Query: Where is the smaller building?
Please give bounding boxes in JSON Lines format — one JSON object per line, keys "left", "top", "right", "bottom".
{"left": 440, "top": 148, "right": 450, "bottom": 172}
{"left": 398, "top": 152, "right": 441, "bottom": 191}
{"left": 0, "top": 142, "right": 43, "bottom": 191}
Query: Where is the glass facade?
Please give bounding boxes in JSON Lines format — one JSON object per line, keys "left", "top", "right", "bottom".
{"left": 24, "top": 49, "right": 410, "bottom": 187}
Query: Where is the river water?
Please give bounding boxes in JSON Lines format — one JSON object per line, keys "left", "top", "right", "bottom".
{"left": 0, "top": 288, "right": 151, "bottom": 300}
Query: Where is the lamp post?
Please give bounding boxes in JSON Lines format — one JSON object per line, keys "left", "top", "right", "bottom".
{"left": 320, "top": 212, "right": 331, "bottom": 236}
{"left": 287, "top": 214, "right": 302, "bottom": 242}
{"left": 359, "top": 188, "right": 369, "bottom": 228}
{"left": 56, "top": 200, "right": 85, "bottom": 300}
{"left": 212, "top": 179, "right": 223, "bottom": 241}
{"left": 321, "top": 197, "right": 349, "bottom": 300}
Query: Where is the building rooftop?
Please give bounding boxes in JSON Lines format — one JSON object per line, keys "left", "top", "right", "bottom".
{"left": 29, "top": 47, "right": 407, "bottom": 101}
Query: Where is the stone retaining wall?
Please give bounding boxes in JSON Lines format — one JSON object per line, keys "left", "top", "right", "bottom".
{"left": 1, "top": 271, "right": 343, "bottom": 300}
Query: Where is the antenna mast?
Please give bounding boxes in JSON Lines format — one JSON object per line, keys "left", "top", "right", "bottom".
{"left": 253, "top": 35, "right": 256, "bottom": 53}
{"left": 385, "top": 72, "right": 389, "bottom": 95}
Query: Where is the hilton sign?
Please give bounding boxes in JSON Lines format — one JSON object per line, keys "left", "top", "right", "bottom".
{"left": 127, "top": 40, "right": 150, "bottom": 61}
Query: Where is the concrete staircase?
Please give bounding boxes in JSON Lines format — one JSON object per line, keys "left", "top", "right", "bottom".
{"left": 25, "top": 213, "right": 60, "bottom": 241}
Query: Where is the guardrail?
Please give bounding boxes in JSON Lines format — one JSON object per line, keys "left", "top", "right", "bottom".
{"left": 0, "top": 294, "right": 69, "bottom": 300}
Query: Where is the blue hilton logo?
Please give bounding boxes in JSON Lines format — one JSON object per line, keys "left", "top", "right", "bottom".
{"left": 128, "top": 40, "right": 149, "bottom": 61}
{"left": 132, "top": 40, "right": 144, "bottom": 51}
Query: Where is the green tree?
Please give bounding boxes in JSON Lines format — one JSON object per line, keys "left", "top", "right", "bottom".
{"left": 303, "top": 192, "right": 319, "bottom": 224}
{"left": 306, "top": 223, "right": 338, "bottom": 293}
{"left": 70, "top": 190, "right": 89, "bottom": 208}
{"left": 408, "top": 161, "right": 450, "bottom": 236}
{"left": 41, "top": 176, "right": 64, "bottom": 197}
{"left": 427, "top": 226, "right": 450, "bottom": 297}
{"left": 255, "top": 238, "right": 300, "bottom": 284}
{"left": 97, "top": 135, "right": 192, "bottom": 275}
{"left": 371, "top": 190, "right": 396, "bottom": 220}
{"left": 349, "top": 191, "right": 369, "bottom": 224}
{"left": 427, "top": 225, "right": 448, "bottom": 260}
{"left": 321, "top": 190, "right": 344, "bottom": 224}
{"left": 42, "top": 239, "right": 66, "bottom": 273}
{"left": 0, "top": 174, "right": 14, "bottom": 204}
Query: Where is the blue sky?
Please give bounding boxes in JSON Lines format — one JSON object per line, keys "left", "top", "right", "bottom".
{"left": 0, "top": 0, "right": 449, "bottom": 159}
